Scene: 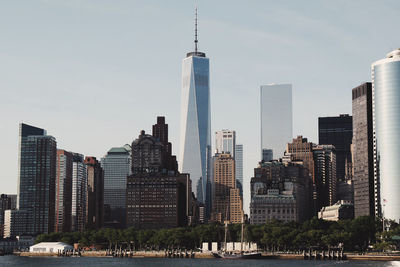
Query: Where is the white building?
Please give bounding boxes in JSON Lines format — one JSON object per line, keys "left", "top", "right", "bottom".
{"left": 372, "top": 48, "right": 400, "bottom": 222}
{"left": 215, "top": 130, "right": 236, "bottom": 157}
{"left": 260, "top": 84, "right": 293, "bottom": 160}
{"left": 29, "top": 242, "right": 73, "bottom": 253}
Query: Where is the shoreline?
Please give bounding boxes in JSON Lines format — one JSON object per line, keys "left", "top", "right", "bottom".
{"left": 14, "top": 251, "right": 400, "bottom": 261}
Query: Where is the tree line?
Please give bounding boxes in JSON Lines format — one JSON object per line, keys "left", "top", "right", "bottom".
{"left": 35, "top": 216, "right": 400, "bottom": 252}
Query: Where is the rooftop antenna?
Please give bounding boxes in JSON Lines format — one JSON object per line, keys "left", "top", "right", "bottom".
{"left": 195, "top": 7, "right": 198, "bottom": 53}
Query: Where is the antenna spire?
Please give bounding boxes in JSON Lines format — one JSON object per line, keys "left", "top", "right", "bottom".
{"left": 195, "top": 7, "right": 198, "bottom": 52}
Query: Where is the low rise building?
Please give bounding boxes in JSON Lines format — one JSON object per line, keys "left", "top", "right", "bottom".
{"left": 29, "top": 242, "right": 73, "bottom": 253}
{"left": 318, "top": 200, "right": 354, "bottom": 221}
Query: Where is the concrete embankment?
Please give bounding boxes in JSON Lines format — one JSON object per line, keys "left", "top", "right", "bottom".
{"left": 18, "top": 250, "right": 214, "bottom": 258}
{"left": 347, "top": 254, "right": 400, "bottom": 261}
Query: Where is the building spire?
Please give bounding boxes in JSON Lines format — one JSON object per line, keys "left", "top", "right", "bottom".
{"left": 194, "top": 7, "right": 198, "bottom": 53}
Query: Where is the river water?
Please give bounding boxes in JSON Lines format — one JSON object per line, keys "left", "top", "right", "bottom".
{"left": 0, "top": 255, "right": 399, "bottom": 266}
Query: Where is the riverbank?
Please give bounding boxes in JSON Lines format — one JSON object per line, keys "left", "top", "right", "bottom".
{"left": 16, "top": 251, "right": 400, "bottom": 261}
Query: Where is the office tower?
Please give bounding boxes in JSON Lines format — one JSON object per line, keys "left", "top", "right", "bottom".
{"left": 3, "top": 210, "right": 29, "bottom": 238}
{"left": 101, "top": 146, "right": 131, "bottom": 228}
{"left": 318, "top": 114, "right": 352, "bottom": 181}
{"left": 17, "top": 123, "right": 57, "bottom": 235}
{"left": 179, "top": 10, "right": 211, "bottom": 204}
{"left": 0, "top": 195, "right": 11, "bottom": 238}
{"left": 372, "top": 49, "right": 400, "bottom": 221}
{"left": 126, "top": 120, "right": 191, "bottom": 229}
{"left": 71, "top": 153, "right": 87, "bottom": 232}
{"left": 230, "top": 188, "right": 243, "bottom": 224}
{"left": 8, "top": 195, "right": 17, "bottom": 210}
{"left": 313, "top": 145, "right": 337, "bottom": 210}
{"left": 55, "top": 150, "right": 73, "bottom": 233}
{"left": 211, "top": 153, "right": 242, "bottom": 223}
{"left": 352, "top": 82, "right": 374, "bottom": 217}
{"left": 262, "top": 149, "right": 273, "bottom": 162}
{"left": 84, "top": 156, "right": 104, "bottom": 229}
{"left": 260, "top": 84, "right": 293, "bottom": 160}
{"left": 153, "top": 116, "right": 178, "bottom": 172}
{"left": 235, "top": 144, "right": 243, "bottom": 197}
{"left": 215, "top": 130, "right": 236, "bottom": 157}
{"left": 249, "top": 161, "right": 312, "bottom": 224}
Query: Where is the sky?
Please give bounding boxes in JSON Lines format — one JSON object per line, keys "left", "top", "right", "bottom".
{"left": 1, "top": 0, "right": 400, "bottom": 214}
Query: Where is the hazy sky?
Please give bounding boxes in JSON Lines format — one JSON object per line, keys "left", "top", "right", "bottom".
{"left": 1, "top": 0, "right": 400, "bottom": 213}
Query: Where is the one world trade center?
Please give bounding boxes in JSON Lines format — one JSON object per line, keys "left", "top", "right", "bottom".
{"left": 179, "top": 9, "right": 211, "bottom": 204}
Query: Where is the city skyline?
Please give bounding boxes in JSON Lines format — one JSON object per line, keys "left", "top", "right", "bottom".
{"left": 1, "top": 1, "right": 400, "bottom": 214}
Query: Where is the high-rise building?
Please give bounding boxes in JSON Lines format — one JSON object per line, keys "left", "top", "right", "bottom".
{"left": 71, "top": 153, "right": 87, "bottom": 232}
{"left": 17, "top": 123, "right": 57, "bottom": 235}
{"left": 84, "top": 156, "right": 104, "bottom": 229}
{"left": 235, "top": 144, "right": 243, "bottom": 197}
{"left": 126, "top": 119, "right": 191, "bottom": 229}
{"left": 101, "top": 146, "right": 131, "bottom": 228}
{"left": 215, "top": 130, "right": 236, "bottom": 157}
{"left": 214, "top": 130, "right": 243, "bottom": 197}
{"left": 55, "top": 150, "right": 73, "bottom": 233}
{"left": 372, "top": 49, "right": 400, "bottom": 221}
{"left": 0, "top": 195, "right": 11, "bottom": 238}
{"left": 153, "top": 116, "right": 178, "bottom": 172}
{"left": 313, "top": 145, "right": 337, "bottom": 210}
{"left": 352, "top": 82, "right": 374, "bottom": 217}
{"left": 260, "top": 84, "right": 293, "bottom": 160}
{"left": 318, "top": 115, "right": 352, "bottom": 181}
{"left": 211, "top": 153, "right": 242, "bottom": 223}
{"left": 179, "top": 10, "right": 211, "bottom": 204}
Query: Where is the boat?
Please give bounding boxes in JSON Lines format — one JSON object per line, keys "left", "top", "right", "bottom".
{"left": 214, "top": 217, "right": 261, "bottom": 259}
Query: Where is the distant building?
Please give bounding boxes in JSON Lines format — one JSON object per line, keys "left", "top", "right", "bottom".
{"left": 235, "top": 144, "right": 244, "bottom": 197}
{"left": 337, "top": 179, "right": 354, "bottom": 203}
{"left": 313, "top": 145, "right": 337, "bottom": 209}
{"left": 372, "top": 49, "right": 400, "bottom": 221}
{"left": 211, "top": 153, "right": 243, "bottom": 223}
{"left": 318, "top": 200, "right": 354, "bottom": 221}
{"left": 215, "top": 130, "right": 236, "bottom": 158}
{"left": 101, "top": 146, "right": 131, "bottom": 229}
{"left": 17, "top": 123, "right": 57, "bottom": 236}
{"left": 71, "top": 153, "right": 86, "bottom": 232}
{"left": 260, "top": 84, "right": 293, "bottom": 160}
{"left": 84, "top": 157, "right": 104, "bottom": 229}
{"left": 0, "top": 195, "right": 11, "bottom": 238}
{"left": 250, "top": 161, "right": 312, "bottom": 224}
{"left": 55, "top": 150, "right": 73, "bottom": 233}
{"left": 3, "top": 210, "right": 29, "bottom": 238}
{"left": 262, "top": 149, "right": 273, "bottom": 162}
{"left": 318, "top": 115, "right": 352, "bottom": 181}
{"left": 127, "top": 117, "right": 192, "bottom": 229}
{"left": 230, "top": 188, "right": 243, "bottom": 224}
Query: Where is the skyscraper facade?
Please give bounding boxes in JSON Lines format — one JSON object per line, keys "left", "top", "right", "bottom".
{"left": 235, "top": 144, "right": 244, "bottom": 197}
{"left": 84, "top": 156, "right": 104, "bottom": 229}
{"left": 17, "top": 123, "right": 57, "bottom": 235}
{"left": 71, "top": 153, "right": 87, "bottom": 232}
{"left": 211, "top": 153, "right": 242, "bottom": 223}
{"left": 260, "top": 84, "right": 293, "bottom": 160}
{"left": 215, "top": 130, "right": 236, "bottom": 157}
{"left": 55, "top": 149, "right": 73, "bottom": 233}
{"left": 318, "top": 114, "right": 352, "bottom": 181}
{"left": 352, "top": 82, "right": 375, "bottom": 217}
{"left": 179, "top": 11, "right": 211, "bottom": 204}
{"left": 372, "top": 49, "right": 400, "bottom": 221}
{"left": 126, "top": 120, "right": 191, "bottom": 229}
{"left": 101, "top": 146, "right": 131, "bottom": 228}
{"left": 0, "top": 194, "right": 11, "bottom": 238}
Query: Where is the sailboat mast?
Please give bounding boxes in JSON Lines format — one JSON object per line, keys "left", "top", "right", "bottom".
{"left": 240, "top": 216, "right": 244, "bottom": 253}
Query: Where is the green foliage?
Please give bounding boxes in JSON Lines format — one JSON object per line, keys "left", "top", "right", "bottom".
{"left": 34, "top": 216, "right": 382, "bottom": 252}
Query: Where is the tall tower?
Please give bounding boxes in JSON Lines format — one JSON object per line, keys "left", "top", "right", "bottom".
{"left": 260, "top": 84, "right": 292, "bottom": 160}
{"left": 372, "top": 49, "right": 400, "bottom": 221}
{"left": 179, "top": 8, "right": 211, "bottom": 203}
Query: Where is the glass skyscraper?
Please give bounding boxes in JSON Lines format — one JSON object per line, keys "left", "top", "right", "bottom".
{"left": 71, "top": 153, "right": 86, "bottom": 232}
{"left": 260, "top": 84, "right": 293, "bottom": 160}
{"left": 179, "top": 12, "right": 211, "bottom": 203}
{"left": 372, "top": 48, "right": 400, "bottom": 222}
{"left": 101, "top": 145, "right": 131, "bottom": 228}
{"left": 17, "top": 123, "right": 57, "bottom": 235}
